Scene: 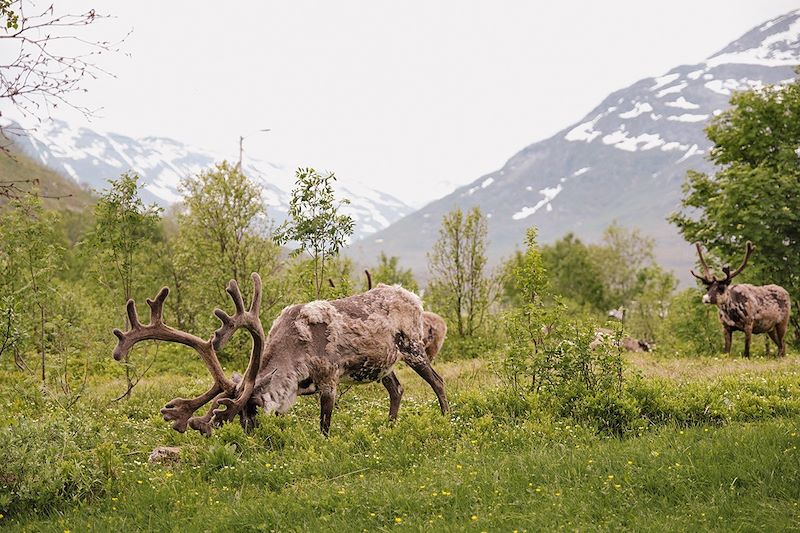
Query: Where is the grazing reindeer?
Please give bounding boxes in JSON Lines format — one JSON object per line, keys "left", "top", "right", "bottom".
{"left": 691, "top": 242, "right": 791, "bottom": 357}
{"left": 112, "top": 273, "right": 448, "bottom": 436}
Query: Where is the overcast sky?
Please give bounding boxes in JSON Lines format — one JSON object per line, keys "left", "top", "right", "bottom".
{"left": 20, "top": 0, "right": 800, "bottom": 207}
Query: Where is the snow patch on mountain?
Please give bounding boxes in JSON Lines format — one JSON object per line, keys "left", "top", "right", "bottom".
{"left": 667, "top": 113, "right": 709, "bottom": 123}
{"left": 573, "top": 167, "right": 590, "bottom": 176}
{"left": 656, "top": 82, "right": 688, "bottom": 98}
{"left": 602, "top": 129, "right": 666, "bottom": 152}
{"left": 512, "top": 184, "right": 563, "bottom": 220}
{"left": 565, "top": 115, "right": 602, "bottom": 142}
{"left": 707, "top": 17, "right": 800, "bottom": 67}
{"left": 619, "top": 102, "right": 653, "bottom": 119}
{"left": 650, "top": 73, "right": 680, "bottom": 90}
{"left": 665, "top": 97, "right": 700, "bottom": 109}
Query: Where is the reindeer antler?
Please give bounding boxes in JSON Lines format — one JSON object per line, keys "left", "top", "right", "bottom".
{"left": 723, "top": 241, "right": 754, "bottom": 281}
{"left": 690, "top": 242, "right": 716, "bottom": 283}
{"left": 111, "top": 273, "right": 266, "bottom": 436}
{"left": 207, "top": 273, "right": 265, "bottom": 428}
{"left": 113, "top": 287, "right": 234, "bottom": 432}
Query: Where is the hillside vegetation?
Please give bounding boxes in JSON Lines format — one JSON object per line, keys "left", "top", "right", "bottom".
{"left": 0, "top": 144, "right": 94, "bottom": 211}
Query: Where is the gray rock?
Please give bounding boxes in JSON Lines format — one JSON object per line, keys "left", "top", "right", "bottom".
{"left": 148, "top": 446, "right": 181, "bottom": 464}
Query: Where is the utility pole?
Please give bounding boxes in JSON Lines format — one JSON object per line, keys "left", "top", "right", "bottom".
{"left": 237, "top": 128, "right": 271, "bottom": 170}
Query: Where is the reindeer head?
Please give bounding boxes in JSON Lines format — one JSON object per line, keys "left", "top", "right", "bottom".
{"left": 691, "top": 241, "right": 754, "bottom": 305}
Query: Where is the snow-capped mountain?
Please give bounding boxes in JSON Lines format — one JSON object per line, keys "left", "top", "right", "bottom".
{"left": 352, "top": 9, "right": 800, "bottom": 279}
{"left": 11, "top": 118, "right": 413, "bottom": 241}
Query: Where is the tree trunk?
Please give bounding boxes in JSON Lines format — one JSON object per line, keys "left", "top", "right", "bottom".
{"left": 121, "top": 284, "right": 133, "bottom": 400}
{"left": 39, "top": 304, "right": 45, "bottom": 382}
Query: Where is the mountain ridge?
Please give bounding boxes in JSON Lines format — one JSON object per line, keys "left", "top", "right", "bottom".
{"left": 5, "top": 117, "right": 414, "bottom": 241}
{"left": 351, "top": 9, "right": 800, "bottom": 282}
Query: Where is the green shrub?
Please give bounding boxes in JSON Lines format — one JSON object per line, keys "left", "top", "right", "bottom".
{"left": 202, "top": 443, "right": 239, "bottom": 475}
{"left": 0, "top": 413, "right": 116, "bottom": 513}
{"left": 573, "top": 390, "right": 641, "bottom": 437}
{"left": 436, "top": 332, "right": 499, "bottom": 361}
{"left": 656, "top": 289, "right": 721, "bottom": 357}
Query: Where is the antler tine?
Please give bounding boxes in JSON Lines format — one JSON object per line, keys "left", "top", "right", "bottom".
{"left": 726, "top": 241, "right": 754, "bottom": 281}
{"left": 690, "top": 269, "right": 708, "bottom": 282}
{"left": 227, "top": 279, "right": 246, "bottom": 314}
{"left": 125, "top": 299, "right": 142, "bottom": 330}
{"left": 693, "top": 242, "right": 714, "bottom": 282}
{"left": 249, "top": 271, "right": 262, "bottom": 315}
{"left": 145, "top": 287, "right": 170, "bottom": 326}
{"left": 212, "top": 273, "right": 263, "bottom": 351}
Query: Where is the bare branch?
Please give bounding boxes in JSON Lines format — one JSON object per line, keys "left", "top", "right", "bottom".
{"left": 0, "top": 2, "right": 129, "bottom": 138}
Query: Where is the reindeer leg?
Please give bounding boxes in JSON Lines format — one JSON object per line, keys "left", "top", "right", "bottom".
{"left": 767, "top": 329, "right": 779, "bottom": 357}
{"left": 776, "top": 320, "right": 788, "bottom": 358}
{"left": 382, "top": 372, "right": 404, "bottom": 421}
{"left": 319, "top": 384, "right": 337, "bottom": 437}
{"left": 723, "top": 327, "right": 733, "bottom": 354}
{"left": 743, "top": 325, "right": 753, "bottom": 358}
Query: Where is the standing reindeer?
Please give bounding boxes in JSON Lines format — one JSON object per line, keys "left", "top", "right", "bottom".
{"left": 691, "top": 241, "right": 791, "bottom": 357}
{"left": 112, "top": 273, "right": 448, "bottom": 436}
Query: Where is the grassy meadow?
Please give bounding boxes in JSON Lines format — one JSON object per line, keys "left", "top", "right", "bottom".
{"left": 1, "top": 347, "right": 799, "bottom": 532}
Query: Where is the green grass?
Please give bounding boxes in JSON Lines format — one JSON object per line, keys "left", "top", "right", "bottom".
{"left": 1, "top": 353, "right": 800, "bottom": 531}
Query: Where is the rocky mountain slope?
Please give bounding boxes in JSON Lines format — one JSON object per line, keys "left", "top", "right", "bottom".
{"left": 9, "top": 118, "right": 413, "bottom": 241}
{"left": 352, "top": 9, "right": 800, "bottom": 279}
